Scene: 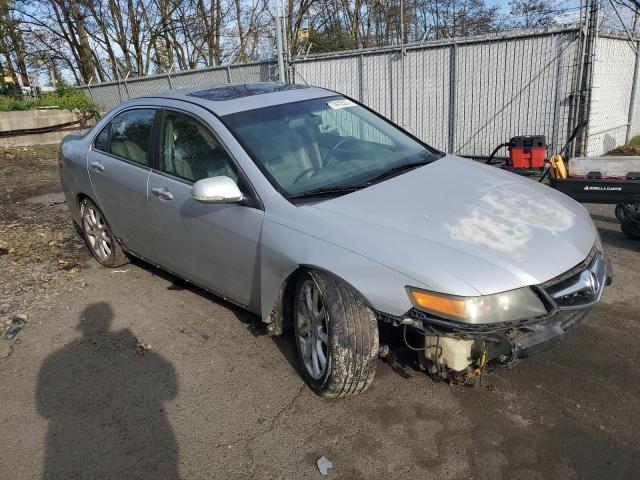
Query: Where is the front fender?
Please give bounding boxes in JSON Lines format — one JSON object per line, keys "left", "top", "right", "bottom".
{"left": 260, "top": 219, "right": 428, "bottom": 327}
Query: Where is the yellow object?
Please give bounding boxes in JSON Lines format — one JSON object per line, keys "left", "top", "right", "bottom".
{"left": 408, "top": 290, "right": 467, "bottom": 319}
{"left": 297, "top": 28, "right": 309, "bottom": 42}
{"left": 550, "top": 154, "right": 568, "bottom": 179}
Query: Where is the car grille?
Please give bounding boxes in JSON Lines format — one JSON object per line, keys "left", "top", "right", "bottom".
{"left": 540, "top": 245, "right": 606, "bottom": 310}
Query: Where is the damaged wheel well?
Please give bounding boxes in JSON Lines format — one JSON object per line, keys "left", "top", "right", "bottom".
{"left": 266, "top": 269, "right": 302, "bottom": 336}
{"left": 266, "top": 266, "right": 373, "bottom": 336}
{"left": 77, "top": 192, "right": 91, "bottom": 208}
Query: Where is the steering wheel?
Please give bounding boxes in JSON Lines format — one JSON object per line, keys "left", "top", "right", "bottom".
{"left": 324, "top": 136, "right": 358, "bottom": 166}
{"left": 292, "top": 166, "right": 318, "bottom": 185}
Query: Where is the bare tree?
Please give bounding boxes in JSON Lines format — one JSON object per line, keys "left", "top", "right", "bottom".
{"left": 507, "top": 0, "right": 558, "bottom": 29}
{"left": 0, "top": 0, "right": 30, "bottom": 85}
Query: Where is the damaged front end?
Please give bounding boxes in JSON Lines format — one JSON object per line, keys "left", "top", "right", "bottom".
{"left": 378, "top": 247, "right": 612, "bottom": 382}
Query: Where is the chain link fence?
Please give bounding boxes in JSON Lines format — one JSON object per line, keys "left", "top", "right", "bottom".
{"left": 80, "top": 27, "right": 640, "bottom": 158}
{"left": 83, "top": 61, "right": 278, "bottom": 111}
{"left": 586, "top": 36, "right": 640, "bottom": 156}
{"left": 291, "top": 28, "right": 580, "bottom": 158}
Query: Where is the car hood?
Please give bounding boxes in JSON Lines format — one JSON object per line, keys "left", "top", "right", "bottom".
{"left": 296, "top": 155, "right": 596, "bottom": 296}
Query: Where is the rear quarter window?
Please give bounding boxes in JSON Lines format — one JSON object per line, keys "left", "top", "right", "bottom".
{"left": 94, "top": 124, "right": 110, "bottom": 151}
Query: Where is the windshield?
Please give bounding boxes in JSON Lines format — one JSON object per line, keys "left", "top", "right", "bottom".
{"left": 222, "top": 96, "right": 443, "bottom": 197}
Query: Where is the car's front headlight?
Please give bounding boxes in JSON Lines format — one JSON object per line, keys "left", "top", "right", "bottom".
{"left": 406, "top": 286, "right": 548, "bottom": 325}
{"left": 594, "top": 231, "right": 603, "bottom": 253}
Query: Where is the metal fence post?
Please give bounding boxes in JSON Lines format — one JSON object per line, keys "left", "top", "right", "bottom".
{"left": 276, "top": 16, "right": 286, "bottom": 82}
{"left": 448, "top": 45, "right": 457, "bottom": 154}
{"left": 86, "top": 77, "right": 94, "bottom": 102}
{"left": 551, "top": 34, "right": 566, "bottom": 153}
{"left": 358, "top": 54, "right": 364, "bottom": 102}
{"left": 123, "top": 71, "right": 131, "bottom": 100}
{"left": 626, "top": 40, "right": 640, "bottom": 144}
{"left": 389, "top": 55, "right": 394, "bottom": 122}
{"left": 166, "top": 63, "right": 174, "bottom": 90}
{"left": 226, "top": 66, "right": 232, "bottom": 83}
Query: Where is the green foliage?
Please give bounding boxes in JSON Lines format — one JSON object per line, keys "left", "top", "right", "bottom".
{"left": 0, "top": 82, "right": 22, "bottom": 97}
{"left": 0, "top": 98, "right": 30, "bottom": 111}
{"left": 607, "top": 136, "right": 640, "bottom": 156}
{"left": 35, "top": 89, "right": 97, "bottom": 112}
{"left": 308, "top": 22, "right": 357, "bottom": 54}
{"left": 0, "top": 85, "right": 97, "bottom": 113}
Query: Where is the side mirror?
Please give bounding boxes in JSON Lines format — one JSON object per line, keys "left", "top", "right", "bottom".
{"left": 191, "top": 176, "right": 244, "bottom": 204}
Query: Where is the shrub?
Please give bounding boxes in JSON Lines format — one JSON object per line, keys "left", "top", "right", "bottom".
{"left": 0, "top": 97, "right": 31, "bottom": 111}
{"left": 606, "top": 135, "right": 640, "bottom": 155}
{"left": 629, "top": 135, "right": 640, "bottom": 149}
{"left": 0, "top": 83, "right": 98, "bottom": 113}
{"left": 34, "top": 90, "right": 98, "bottom": 112}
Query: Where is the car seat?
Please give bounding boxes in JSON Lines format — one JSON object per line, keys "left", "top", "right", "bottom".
{"left": 162, "top": 116, "right": 194, "bottom": 180}
{"left": 259, "top": 119, "right": 322, "bottom": 190}
{"left": 194, "top": 123, "right": 238, "bottom": 182}
{"left": 110, "top": 139, "right": 146, "bottom": 164}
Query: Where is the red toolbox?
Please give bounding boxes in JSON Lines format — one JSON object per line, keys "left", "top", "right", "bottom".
{"left": 509, "top": 136, "right": 546, "bottom": 169}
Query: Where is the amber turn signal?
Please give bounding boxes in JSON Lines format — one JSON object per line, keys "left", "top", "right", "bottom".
{"left": 408, "top": 289, "right": 467, "bottom": 320}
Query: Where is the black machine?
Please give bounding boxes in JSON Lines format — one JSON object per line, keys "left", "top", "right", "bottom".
{"left": 486, "top": 123, "right": 640, "bottom": 240}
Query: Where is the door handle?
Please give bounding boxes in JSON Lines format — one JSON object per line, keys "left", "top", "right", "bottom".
{"left": 151, "top": 187, "right": 174, "bottom": 200}
{"left": 90, "top": 161, "right": 105, "bottom": 172}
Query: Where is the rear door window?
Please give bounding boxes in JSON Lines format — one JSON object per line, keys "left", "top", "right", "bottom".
{"left": 94, "top": 109, "right": 156, "bottom": 166}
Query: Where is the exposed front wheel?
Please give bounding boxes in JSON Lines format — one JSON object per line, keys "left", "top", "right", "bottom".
{"left": 80, "top": 198, "right": 129, "bottom": 267}
{"left": 293, "top": 270, "right": 379, "bottom": 398}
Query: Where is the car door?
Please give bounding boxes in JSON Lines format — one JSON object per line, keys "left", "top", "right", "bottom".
{"left": 147, "top": 108, "right": 264, "bottom": 308}
{"left": 87, "top": 108, "right": 158, "bottom": 257}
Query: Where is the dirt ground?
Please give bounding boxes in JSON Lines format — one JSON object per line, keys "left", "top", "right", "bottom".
{"left": 1, "top": 145, "right": 639, "bottom": 480}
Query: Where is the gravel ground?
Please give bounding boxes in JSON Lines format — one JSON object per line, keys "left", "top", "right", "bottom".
{"left": 0, "top": 145, "right": 639, "bottom": 479}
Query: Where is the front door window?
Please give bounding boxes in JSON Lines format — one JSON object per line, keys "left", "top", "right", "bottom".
{"left": 160, "top": 111, "right": 238, "bottom": 183}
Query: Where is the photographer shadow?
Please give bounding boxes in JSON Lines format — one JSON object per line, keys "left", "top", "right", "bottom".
{"left": 36, "top": 302, "right": 179, "bottom": 479}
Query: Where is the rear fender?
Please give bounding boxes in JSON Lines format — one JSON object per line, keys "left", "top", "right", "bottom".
{"left": 59, "top": 134, "right": 92, "bottom": 225}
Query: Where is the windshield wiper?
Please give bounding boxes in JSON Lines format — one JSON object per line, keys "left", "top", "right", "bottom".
{"left": 366, "top": 159, "right": 432, "bottom": 184}
{"left": 287, "top": 185, "right": 366, "bottom": 200}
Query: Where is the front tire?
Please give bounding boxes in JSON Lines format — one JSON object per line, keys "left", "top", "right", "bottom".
{"left": 80, "top": 198, "right": 129, "bottom": 267}
{"left": 293, "top": 270, "right": 379, "bottom": 398}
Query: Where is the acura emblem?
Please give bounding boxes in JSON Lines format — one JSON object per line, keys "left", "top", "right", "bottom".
{"left": 550, "top": 268, "right": 600, "bottom": 300}
{"left": 586, "top": 270, "right": 599, "bottom": 295}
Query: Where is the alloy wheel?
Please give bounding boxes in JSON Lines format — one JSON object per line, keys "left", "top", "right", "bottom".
{"left": 296, "top": 279, "right": 330, "bottom": 380}
{"left": 82, "top": 204, "right": 112, "bottom": 261}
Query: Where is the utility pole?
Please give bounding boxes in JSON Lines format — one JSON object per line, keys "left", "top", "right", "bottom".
{"left": 577, "top": 0, "right": 600, "bottom": 157}
{"left": 570, "top": 0, "right": 600, "bottom": 157}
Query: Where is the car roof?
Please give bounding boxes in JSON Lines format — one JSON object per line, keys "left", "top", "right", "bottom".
{"left": 138, "top": 82, "right": 338, "bottom": 116}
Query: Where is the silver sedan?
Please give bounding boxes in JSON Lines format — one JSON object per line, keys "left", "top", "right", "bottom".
{"left": 60, "top": 83, "right": 611, "bottom": 397}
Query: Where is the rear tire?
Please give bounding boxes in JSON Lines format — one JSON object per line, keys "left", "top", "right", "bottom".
{"left": 621, "top": 212, "right": 640, "bottom": 241}
{"left": 293, "top": 270, "right": 378, "bottom": 398}
{"left": 80, "top": 198, "right": 129, "bottom": 267}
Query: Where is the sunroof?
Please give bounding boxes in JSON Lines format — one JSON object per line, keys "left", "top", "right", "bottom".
{"left": 188, "top": 83, "right": 308, "bottom": 101}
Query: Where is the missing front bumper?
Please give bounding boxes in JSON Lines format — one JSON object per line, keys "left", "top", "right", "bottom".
{"left": 402, "top": 306, "right": 593, "bottom": 374}
{"left": 487, "top": 307, "right": 591, "bottom": 362}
